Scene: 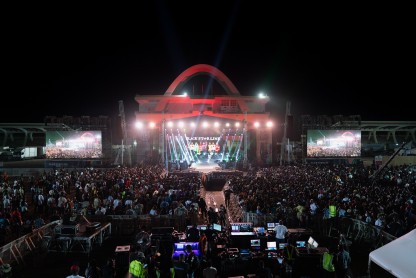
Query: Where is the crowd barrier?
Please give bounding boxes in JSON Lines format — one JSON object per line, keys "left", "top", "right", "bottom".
{"left": 241, "top": 212, "right": 397, "bottom": 250}
{"left": 341, "top": 218, "right": 397, "bottom": 248}
{"left": 227, "top": 194, "right": 245, "bottom": 223}
{"left": 0, "top": 214, "right": 196, "bottom": 267}
{"left": 86, "top": 214, "right": 195, "bottom": 235}
{"left": 0, "top": 220, "right": 60, "bottom": 266}
{"left": 1, "top": 210, "right": 398, "bottom": 269}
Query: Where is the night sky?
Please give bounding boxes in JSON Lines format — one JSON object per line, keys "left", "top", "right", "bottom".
{"left": 3, "top": 2, "right": 414, "bottom": 124}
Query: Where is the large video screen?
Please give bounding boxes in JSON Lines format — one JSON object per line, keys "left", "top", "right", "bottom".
{"left": 45, "top": 131, "right": 102, "bottom": 159}
{"left": 307, "top": 130, "right": 361, "bottom": 158}
{"left": 166, "top": 132, "right": 244, "bottom": 164}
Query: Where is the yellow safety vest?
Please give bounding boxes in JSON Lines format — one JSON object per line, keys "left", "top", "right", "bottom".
{"left": 129, "top": 260, "right": 144, "bottom": 278}
{"left": 322, "top": 252, "right": 335, "bottom": 272}
{"left": 285, "top": 246, "right": 295, "bottom": 262}
{"left": 329, "top": 205, "right": 337, "bottom": 218}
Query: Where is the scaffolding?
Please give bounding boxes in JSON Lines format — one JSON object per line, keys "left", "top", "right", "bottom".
{"left": 113, "top": 100, "right": 131, "bottom": 166}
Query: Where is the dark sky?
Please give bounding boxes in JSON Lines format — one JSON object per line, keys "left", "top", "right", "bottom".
{"left": 3, "top": 2, "right": 414, "bottom": 124}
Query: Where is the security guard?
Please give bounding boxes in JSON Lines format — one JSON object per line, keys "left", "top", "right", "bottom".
{"left": 128, "top": 251, "right": 146, "bottom": 278}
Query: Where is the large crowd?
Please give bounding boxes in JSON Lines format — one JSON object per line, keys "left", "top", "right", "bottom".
{"left": 0, "top": 162, "right": 415, "bottom": 277}
{"left": 0, "top": 165, "right": 206, "bottom": 245}
{"left": 228, "top": 163, "right": 416, "bottom": 238}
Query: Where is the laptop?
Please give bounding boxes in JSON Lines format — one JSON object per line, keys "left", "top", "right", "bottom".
{"left": 279, "top": 243, "right": 288, "bottom": 250}
{"left": 266, "top": 241, "right": 277, "bottom": 251}
{"left": 296, "top": 241, "right": 307, "bottom": 250}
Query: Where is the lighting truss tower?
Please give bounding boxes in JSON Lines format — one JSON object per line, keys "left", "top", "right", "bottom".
{"left": 243, "top": 111, "right": 248, "bottom": 169}
{"left": 114, "top": 100, "right": 131, "bottom": 166}
{"left": 280, "top": 101, "right": 294, "bottom": 165}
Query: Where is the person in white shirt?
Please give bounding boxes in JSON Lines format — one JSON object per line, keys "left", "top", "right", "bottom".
{"left": 274, "top": 220, "right": 288, "bottom": 244}
{"left": 375, "top": 214, "right": 385, "bottom": 228}
{"left": 113, "top": 197, "right": 121, "bottom": 210}
{"left": 310, "top": 199, "right": 318, "bottom": 216}
{"left": 149, "top": 205, "right": 158, "bottom": 216}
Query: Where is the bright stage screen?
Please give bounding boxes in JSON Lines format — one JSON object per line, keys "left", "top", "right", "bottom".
{"left": 165, "top": 127, "right": 244, "bottom": 164}
{"left": 45, "top": 131, "right": 103, "bottom": 159}
{"left": 307, "top": 130, "right": 361, "bottom": 158}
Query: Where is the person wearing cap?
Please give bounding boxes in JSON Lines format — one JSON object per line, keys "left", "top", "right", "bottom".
{"left": 66, "top": 264, "right": 85, "bottom": 278}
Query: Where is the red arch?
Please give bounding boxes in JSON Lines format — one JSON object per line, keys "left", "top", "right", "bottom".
{"left": 165, "top": 64, "right": 240, "bottom": 96}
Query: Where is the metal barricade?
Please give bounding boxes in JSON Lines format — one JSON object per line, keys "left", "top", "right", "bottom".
{"left": 0, "top": 220, "right": 60, "bottom": 266}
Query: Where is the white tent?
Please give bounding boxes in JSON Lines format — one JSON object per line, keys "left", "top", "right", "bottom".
{"left": 368, "top": 228, "right": 416, "bottom": 278}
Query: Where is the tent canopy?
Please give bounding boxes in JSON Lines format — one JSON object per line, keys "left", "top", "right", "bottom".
{"left": 369, "top": 228, "right": 416, "bottom": 278}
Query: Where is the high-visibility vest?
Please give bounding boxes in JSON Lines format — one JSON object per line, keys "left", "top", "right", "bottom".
{"left": 329, "top": 205, "right": 337, "bottom": 218}
{"left": 322, "top": 252, "right": 335, "bottom": 272}
{"left": 129, "top": 260, "right": 144, "bottom": 278}
{"left": 285, "top": 246, "right": 295, "bottom": 262}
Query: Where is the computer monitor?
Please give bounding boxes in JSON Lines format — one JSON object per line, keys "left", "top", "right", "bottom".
{"left": 254, "top": 227, "right": 265, "bottom": 234}
{"left": 250, "top": 239, "right": 261, "bottom": 250}
{"left": 266, "top": 241, "right": 277, "bottom": 251}
{"left": 267, "top": 222, "right": 276, "bottom": 230}
{"left": 296, "top": 241, "right": 306, "bottom": 249}
{"left": 279, "top": 243, "right": 288, "bottom": 250}
{"left": 213, "top": 223, "right": 221, "bottom": 232}
{"left": 197, "top": 225, "right": 207, "bottom": 231}
{"left": 172, "top": 242, "right": 200, "bottom": 259}
{"left": 230, "top": 222, "right": 254, "bottom": 233}
{"left": 174, "top": 243, "right": 185, "bottom": 251}
{"left": 231, "top": 224, "right": 240, "bottom": 232}
{"left": 239, "top": 223, "right": 253, "bottom": 232}
{"left": 267, "top": 222, "right": 279, "bottom": 231}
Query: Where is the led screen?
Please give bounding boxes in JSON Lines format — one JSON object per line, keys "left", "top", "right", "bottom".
{"left": 45, "top": 131, "right": 102, "bottom": 159}
{"left": 307, "top": 130, "right": 361, "bottom": 158}
{"left": 165, "top": 130, "right": 244, "bottom": 164}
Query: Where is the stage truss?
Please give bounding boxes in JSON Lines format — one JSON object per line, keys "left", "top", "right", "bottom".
{"left": 45, "top": 223, "right": 111, "bottom": 254}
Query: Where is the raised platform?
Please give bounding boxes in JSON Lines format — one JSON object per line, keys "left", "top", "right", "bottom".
{"left": 205, "top": 170, "right": 244, "bottom": 191}
{"left": 192, "top": 161, "right": 221, "bottom": 173}
{"left": 46, "top": 222, "right": 111, "bottom": 254}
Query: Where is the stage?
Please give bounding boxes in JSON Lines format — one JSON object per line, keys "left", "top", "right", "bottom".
{"left": 191, "top": 161, "right": 222, "bottom": 173}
